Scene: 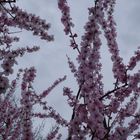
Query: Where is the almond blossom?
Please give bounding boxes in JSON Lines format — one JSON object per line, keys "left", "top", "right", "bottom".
{"left": 0, "top": 0, "right": 140, "bottom": 140}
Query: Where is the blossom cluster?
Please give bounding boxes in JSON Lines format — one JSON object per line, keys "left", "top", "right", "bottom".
{"left": 1, "top": 0, "right": 140, "bottom": 140}
{"left": 58, "top": 0, "right": 140, "bottom": 139}
{"left": 0, "top": 5, "right": 54, "bottom": 42}
{"left": 58, "top": 0, "right": 74, "bottom": 35}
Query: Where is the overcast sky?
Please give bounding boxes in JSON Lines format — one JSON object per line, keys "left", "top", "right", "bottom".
{"left": 11, "top": 0, "right": 140, "bottom": 139}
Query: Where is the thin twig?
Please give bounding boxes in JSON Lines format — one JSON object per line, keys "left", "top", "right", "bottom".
{"left": 0, "top": 3, "right": 15, "bottom": 18}
{"left": 99, "top": 83, "right": 128, "bottom": 100}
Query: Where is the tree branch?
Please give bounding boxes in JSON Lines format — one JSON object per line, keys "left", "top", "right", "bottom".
{"left": 99, "top": 83, "right": 128, "bottom": 100}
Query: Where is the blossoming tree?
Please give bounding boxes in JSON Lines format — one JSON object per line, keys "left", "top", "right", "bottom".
{"left": 0, "top": 0, "right": 140, "bottom": 140}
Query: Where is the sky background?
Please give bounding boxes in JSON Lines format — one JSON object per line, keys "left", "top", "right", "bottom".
{"left": 10, "top": 0, "right": 140, "bottom": 139}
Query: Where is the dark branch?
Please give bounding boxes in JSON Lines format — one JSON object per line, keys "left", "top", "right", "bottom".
{"left": 99, "top": 83, "right": 128, "bottom": 100}
{"left": 0, "top": 0, "right": 16, "bottom": 3}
